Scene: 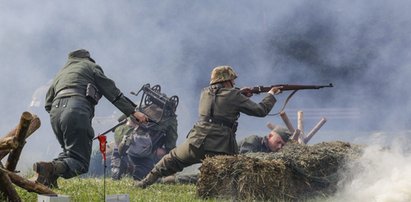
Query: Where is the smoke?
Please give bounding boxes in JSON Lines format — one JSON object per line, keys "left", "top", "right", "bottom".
{"left": 1, "top": 0, "right": 411, "bottom": 199}
{"left": 331, "top": 133, "right": 411, "bottom": 201}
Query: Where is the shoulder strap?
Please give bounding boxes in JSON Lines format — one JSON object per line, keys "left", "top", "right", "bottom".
{"left": 208, "top": 84, "right": 222, "bottom": 118}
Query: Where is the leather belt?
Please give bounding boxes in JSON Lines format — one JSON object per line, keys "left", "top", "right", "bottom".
{"left": 199, "top": 116, "right": 236, "bottom": 128}
{"left": 56, "top": 88, "right": 85, "bottom": 97}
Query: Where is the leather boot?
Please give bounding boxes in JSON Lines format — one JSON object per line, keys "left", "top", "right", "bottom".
{"left": 33, "top": 161, "right": 66, "bottom": 188}
{"left": 134, "top": 171, "right": 160, "bottom": 189}
{"left": 49, "top": 161, "right": 67, "bottom": 188}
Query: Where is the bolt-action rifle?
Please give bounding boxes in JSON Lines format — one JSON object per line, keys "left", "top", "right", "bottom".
{"left": 240, "top": 83, "right": 333, "bottom": 116}
{"left": 241, "top": 83, "right": 333, "bottom": 95}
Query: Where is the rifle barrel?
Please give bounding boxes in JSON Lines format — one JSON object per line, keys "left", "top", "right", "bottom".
{"left": 246, "top": 83, "right": 333, "bottom": 94}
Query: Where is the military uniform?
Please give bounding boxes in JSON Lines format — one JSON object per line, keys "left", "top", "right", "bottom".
{"left": 136, "top": 65, "right": 280, "bottom": 188}
{"left": 237, "top": 135, "right": 271, "bottom": 153}
{"left": 111, "top": 104, "right": 178, "bottom": 180}
{"left": 152, "top": 86, "right": 276, "bottom": 177}
{"left": 39, "top": 49, "right": 138, "bottom": 181}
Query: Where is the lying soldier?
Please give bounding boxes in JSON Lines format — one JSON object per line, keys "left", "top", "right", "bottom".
{"left": 161, "top": 126, "right": 292, "bottom": 184}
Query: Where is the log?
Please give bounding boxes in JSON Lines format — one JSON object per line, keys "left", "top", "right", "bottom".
{"left": 291, "top": 128, "right": 301, "bottom": 142}
{"left": 304, "top": 117, "right": 327, "bottom": 144}
{"left": 0, "top": 164, "right": 21, "bottom": 202}
{"left": 0, "top": 136, "right": 18, "bottom": 151}
{"left": 0, "top": 167, "right": 56, "bottom": 195}
{"left": 266, "top": 122, "right": 277, "bottom": 130}
{"left": 0, "top": 113, "right": 41, "bottom": 160}
{"left": 280, "top": 111, "right": 295, "bottom": 133}
{"left": 6, "top": 112, "right": 33, "bottom": 171}
{"left": 297, "top": 111, "right": 304, "bottom": 134}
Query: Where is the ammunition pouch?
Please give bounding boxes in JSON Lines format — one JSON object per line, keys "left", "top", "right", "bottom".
{"left": 86, "top": 83, "right": 102, "bottom": 105}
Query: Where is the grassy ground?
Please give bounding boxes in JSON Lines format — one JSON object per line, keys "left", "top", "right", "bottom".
{"left": 15, "top": 177, "right": 221, "bottom": 202}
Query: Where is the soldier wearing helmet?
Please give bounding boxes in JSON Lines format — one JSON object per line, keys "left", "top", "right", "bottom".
{"left": 135, "top": 65, "right": 282, "bottom": 188}
{"left": 238, "top": 126, "right": 292, "bottom": 153}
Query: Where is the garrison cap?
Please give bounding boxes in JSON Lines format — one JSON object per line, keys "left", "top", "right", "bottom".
{"left": 271, "top": 126, "right": 292, "bottom": 142}
{"left": 68, "top": 49, "right": 95, "bottom": 63}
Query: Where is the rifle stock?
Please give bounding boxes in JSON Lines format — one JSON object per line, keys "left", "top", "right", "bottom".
{"left": 242, "top": 83, "right": 333, "bottom": 94}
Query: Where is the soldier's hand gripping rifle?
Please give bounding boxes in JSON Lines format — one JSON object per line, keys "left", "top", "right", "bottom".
{"left": 241, "top": 83, "right": 333, "bottom": 115}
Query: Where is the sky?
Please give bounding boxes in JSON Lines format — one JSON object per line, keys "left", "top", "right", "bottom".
{"left": 1, "top": 0, "right": 411, "bottom": 200}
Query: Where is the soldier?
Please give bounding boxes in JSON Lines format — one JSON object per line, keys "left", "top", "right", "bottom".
{"left": 238, "top": 126, "right": 292, "bottom": 153}
{"left": 33, "top": 49, "right": 148, "bottom": 188}
{"left": 135, "top": 65, "right": 282, "bottom": 188}
{"left": 161, "top": 126, "right": 292, "bottom": 185}
{"left": 111, "top": 103, "right": 178, "bottom": 180}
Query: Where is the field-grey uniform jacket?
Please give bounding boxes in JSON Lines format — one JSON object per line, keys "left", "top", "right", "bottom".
{"left": 188, "top": 85, "right": 276, "bottom": 154}
{"left": 152, "top": 84, "right": 276, "bottom": 177}
{"left": 45, "top": 57, "right": 136, "bottom": 115}
{"left": 45, "top": 53, "right": 136, "bottom": 178}
{"left": 237, "top": 135, "right": 271, "bottom": 153}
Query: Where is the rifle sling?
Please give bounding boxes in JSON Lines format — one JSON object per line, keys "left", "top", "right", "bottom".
{"left": 268, "top": 89, "right": 298, "bottom": 116}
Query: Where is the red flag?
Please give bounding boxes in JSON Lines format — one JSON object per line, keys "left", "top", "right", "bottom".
{"left": 97, "top": 135, "right": 107, "bottom": 161}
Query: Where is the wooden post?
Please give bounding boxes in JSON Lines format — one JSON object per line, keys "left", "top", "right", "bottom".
{"left": 0, "top": 136, "right": 18, "bottom": 151}
{"left": 291, "top": 128, "right": 301, "bottom": 141}
{"left": 297, "top": 111, "right": 304, "bottom": 134}
{"left": 5, "top": 112, "right": 33, "bottom": 171}
{"left": 0, "top": 167, "right": 56, "bottom": 195}
{"left": 304, "top": 117, "right": 327, "bottom": 144}
{"left": 0, "top": 114, "right": 40, "bottom": 160}
{"left": 266, "top": 122, "right": 276, "bottom": 130}
{"left": 0, "top": 163, "right": 21, "bottom": 202}
{"left": 279, "top": 111, "right": 295, "bottom": 133}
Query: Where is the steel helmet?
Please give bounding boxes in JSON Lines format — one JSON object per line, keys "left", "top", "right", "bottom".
{"left": 271, "top": 126, "right": 292, "bottom": 142}
{"left": 209, "top": 65, "right": 238, "bottom": 85}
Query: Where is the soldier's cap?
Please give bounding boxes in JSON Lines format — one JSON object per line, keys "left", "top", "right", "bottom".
{"left": 271, "top": 126, "right": 292, "bottom": 142}
{"left": 68, "top": 49, "right": 95, "bottom": 63}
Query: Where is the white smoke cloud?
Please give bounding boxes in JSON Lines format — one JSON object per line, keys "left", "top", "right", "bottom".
{"left": 331, "top": 133, "right": 411, "bottom": 201}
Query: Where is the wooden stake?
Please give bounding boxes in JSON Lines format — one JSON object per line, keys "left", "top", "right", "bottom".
{"left": 304, "top": 117, "right": 327, "bottom": 144}
{"left": 0, "top": 136, "right": 18, "bottom": 151}
{"left": 297, "top": 111, "right": 304, "bottom": 134}
{"left": 0, "top": 167, "right": 56, "bottom": 195}
{"left": 0, "top": 163, "right": 21, "bottom": 202}
{"left": 266, "top": 122, "right": 276, "bottom": 130}
{"left": 291, "top": 128, "right": 301, "bottom": 141}
{"left": 5, "top": 112, "right": 33, "bottom": 171}
{"left": 279, "top": 111, "right": 295, "bottom": 133}
{"left": 0, "top": 114, "right": 40, "bottom": 160}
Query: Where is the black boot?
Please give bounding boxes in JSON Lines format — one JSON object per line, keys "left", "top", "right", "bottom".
{"left": 33, "top": 161, "right": 66, "bottom": 188}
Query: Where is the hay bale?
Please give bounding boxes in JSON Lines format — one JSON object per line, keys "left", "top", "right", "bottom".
{"left": 197, "top": 141, "right": 364, "bottom": 201}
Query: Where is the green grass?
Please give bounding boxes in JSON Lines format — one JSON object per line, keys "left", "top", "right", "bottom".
{"left": 15, "top": 177, "right": 222, "bottom": 202}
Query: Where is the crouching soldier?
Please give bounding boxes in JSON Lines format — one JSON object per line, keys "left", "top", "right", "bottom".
{"left": 111, "top": 103, "right": 178, "bottom": 181}
{"left": 161, "top": 126, "right": 292, "bottom": 184}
